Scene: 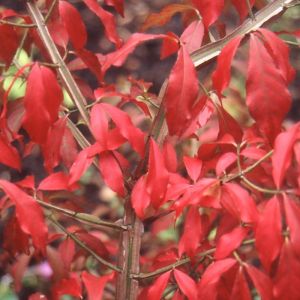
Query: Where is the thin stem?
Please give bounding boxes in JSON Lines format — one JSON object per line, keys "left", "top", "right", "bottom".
{"left": 233, "top": 251, "right": 244, "bottom": 265}
{"left": 132, "top": 249, "right": 214, "bottom": 280}
{"left": 190, "top": 0, "right": 297, "bottom": 67}
{"left": 0, "top": 19, "right": 36, "bottom": 28}
{"left": 48, "top": 214, "right": 122, "bottom": 272}
{"left": 236, "top": 143, "right": 243, "bottom": 174}
{"left": 36, "top": 198, "right": 127, "bottom": 230}
{"left": 162, "top": 285, "right": 177, "bottom": 299}
{"left": 26, "top": 2, "right": 90, "bottom": 126}
{"left": 222, "top": 149, "right": 273, "bottom": 183}
{"left": 133, "top": 238, "right": 256, "bottom": 280}
{"left": 14, "top": 29, "right": 30, "bottom": 62}
{"left": 44, "top": 0, "right": 59, "bottom": 23}
{"left": 235, "top": 145, "right": 281, "bottom": 194}
{"left": 283, "top": 40, "right": 300, "bottom": 46}
{"left": 241, "top": 176, "right": 283, "bottom": 194}
{"left": 246, "top": 0, "right": 256, "bottom": 20}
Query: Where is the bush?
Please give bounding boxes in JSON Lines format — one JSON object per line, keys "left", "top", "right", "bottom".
{"left": 0, "top": 0, "right": 300, "bottom": 299}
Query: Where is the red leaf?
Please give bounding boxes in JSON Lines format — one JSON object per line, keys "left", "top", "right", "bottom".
{"left": 216, "top": 152, "right": 237, "bottom": 176}
{"left": 76, "top": 48, "right": 103, "bottom": 83}
{"left": 245, "top": 264, "right": 272, "bottom": 300}
{"left": 273, "top": 242, "right": 300, "bottom": 300}
{"left": 23, "top": 64, "right": 63, "bottom": 144}
{"left": 141, "top": 4, "right": 196, "bottom": 31}
{"left": 47, "top": 246, "right": 67, "bottom": 282}
{"left": 0, "top": 135, "right": 21, "bottom": 170}
{"left": 132, "top": 141, "right": 169, "bottom": 218}
{"left": 160, "top": 32, "right": 180, "bottom": 59}
{"left": 42, "top": 117, "right": 66, "bottom": 173}
{"left": 100, "top": 103, "right": 145, "bottom": 156}
{"left": 146, "top": 271, "right": 171, "bottom": 299}
{"left": 16, "top": 175, "right": 35, "bottom": 190}
{"left": 283, "top": 196, "right": 300, "bottom": 256}
{"left": 48, "top": 8, "right": 68, "bottom": 49}
{"left": 83, "top": 0, "right": 122, "bottom": 48}
{"left": 192, "top": 0, "right": 224, "bottom": 28}
{"left": 82, "top": 271, "right": 113, "bottom": 300}
{"left": 69, "top": 148, "right": 94, "bottom": 185}
{"left": 53, "top": 275, "right": 82, "bottom": 300}
{"left": 59, "top": 124, "right": 78, "bottom": 168}
{"left": 164, "top": 46, "right": 200, "bottom": 137}
{"left": 183, "top": 156, "right": 202, "bottom": 183}
{"left": 180, "top": 20, "right": 204, "bottom": 54}
{"left": 221, "top": 183, "right": 258, "bottom": 223}
{"left": 272, "top": 123, "right": 300, "bottom": 188}
{"left": 104, "top": 0, "right": 124, "bottom": 16}
{"left": 10, "top": 254, "right": 31, "bottom": 292}
{"left": 58, "top": 238, "right": 76, "bottom": 271}
{"left": 258, "top": 28, "right": 295, "bottom": 83}
{"left": 231, "top": 0, "right": 255, "bottom": 21}
{"left": 0, "top": 24, "right": 19, "bottom": 65}
{"left": 59, "top": 0, "right": 87, "bottom": 49}
{"left": 3, "top": 215, "right": 30, "bottom": 256}
{"left": 255, "top": 197, "right": 283, "bottom": 272}
{"left": 230, "top": 267, "right": 251, "bottom": 300}
{"left": 76, "top": 231, "right": 109, "bottom": 258}
{"left": 29, "top": 293, "right": 48, "bottom": 300}
{"left": 90, "top": 103, "right": 109, "bottom": 146}
{"left": 131, "top": 175, "right": 151, "bottom": 219}
{"left": 216, "top": 105, "right": 243, "bottom": 142}
{"left": 99, "top": 151, "right": 125, "bottom": 196}
{"left": 246, "top": 33, "right": 292, "bottom": 144}
{"left": 102, "top": 33, "right": 165, "bottom": 75}
{"left": 162, "top": 141, "right": 178, "bottom": 173}
{"left": 38, "top": 172, "right": 71, "bottom": 191}
{"left": 0, "top": 180, "right": 47, "bottom": 254}
{"left": 212, "top": 35, "right": 243, "bottom": 96}
{"left": 214, "top": 226, "right": 248, "bottom": 260}
{"left": 179, "top": 206, "right": 202, "bottom": 258}
{"left": 146, "top": 139, "right": 169, "bottom": 209}
{"left": 173, "top": 269, "right": 198, "bottom": 300}
{"left": 198, "top": 259, "right": 237, "bottom": 298}
{"left": 240, "top": 146, "right": 267, "bottom": 160}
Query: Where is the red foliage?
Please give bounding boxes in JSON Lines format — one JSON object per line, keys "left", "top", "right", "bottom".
{"left": 0, "top": 0, "right": 300, "bottom": 299}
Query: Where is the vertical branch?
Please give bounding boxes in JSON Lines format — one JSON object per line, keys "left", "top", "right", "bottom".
{"left": 116, "top": 198, "right": 143, "bottom": 300}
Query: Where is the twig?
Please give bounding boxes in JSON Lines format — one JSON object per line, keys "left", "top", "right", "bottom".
{"left": 36, "top": 198, "right": 127, "bottom": 230}
{"left": 44, "top": 0, "right": 59, "bottom": 23}
{"left": 48, "top": 213, "right": 122, "bottom": 272}
{"left": 241, "top": 176, "right": 283, "bottom": 194}
{"left": 246, "top": 0, "right": 256, "bottom": 20}
{"left": 0, "top": 19, "right": 36, "bottom": 28}
{"left": 132, "top": 238, "right": 256, "bottom": 280}
{"left": 191, "top": 0, "right": 297, "bottom": 67}
{"left": 222, "top": 149, "right": 274, "bottom": 183}
{"left": 26, "top": 2, "right": 90, "bottom": 126}
{"left": 150, "top": 0, "right": 297, "bottom": 149}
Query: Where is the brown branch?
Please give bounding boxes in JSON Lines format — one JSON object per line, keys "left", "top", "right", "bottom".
{"left": 116, "top": 198, "right": 144, "bottom": 300}
{"left": 222, "top": 150, "right": 274, "bottom": 183}
{"left": 48, "top": 214, "right": 122, "bottom": 272}
{"left": 36, "top": 198, "right": 127, "bottom": 230}
{"left": 151, "top": 0, "right": 297, "bottom": 148}
{"left": 44, "top": 0, "right": 59, "bottom": 23}
{"left": 190, "top": 0, "right": 298, "bottom": 67}
{"left": 0, "top": 19, "right": 36, "bottom": 28}
{"left": 26, "top": 2, "right": 90, "bottom": 126}
{"left": 132, "top": 238, "right": 255, "bottom": 280}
